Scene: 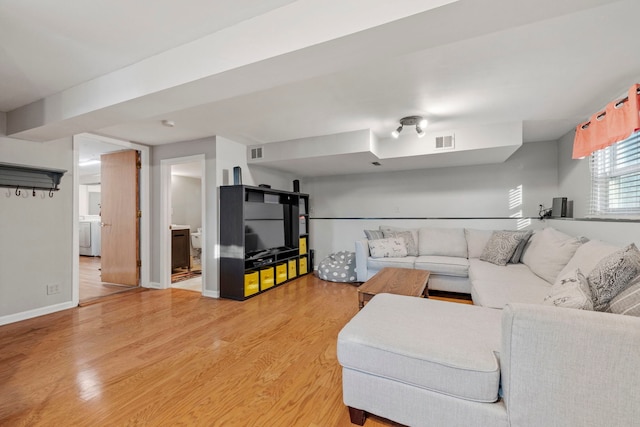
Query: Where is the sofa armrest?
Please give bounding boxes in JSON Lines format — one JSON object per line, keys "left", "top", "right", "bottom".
{"left": 355, "top": 239, "right": 370, "bottom": 282}
{"left": 501, "top": 304, "right": 640, "bottom": 427}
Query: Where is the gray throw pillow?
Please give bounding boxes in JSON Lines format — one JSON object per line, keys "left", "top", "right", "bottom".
{"left": 364, "top": 229, "right": 384, "bottom": 240}
{"left": 608, "top": 280, "right": 640, "bottom": 316}
{"left": 587, "top": 243, "right": 640, "bottom": 311}
{"left": 509, "top": 230, "right": 533, "bottom": 264}
{"left": 382, "top": 230, "right": 418, "bottom": 256}
{"left": 480, "top": 231, "right": 530, "bottom": 266}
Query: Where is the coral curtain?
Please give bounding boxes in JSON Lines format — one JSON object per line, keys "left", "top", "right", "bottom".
{"left": 573, "top": 83, "right": 640, "bottom": 159}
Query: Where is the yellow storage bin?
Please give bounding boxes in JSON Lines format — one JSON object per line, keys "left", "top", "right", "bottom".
{"left": 244, "top": 271, "right": 259, "bottom": 297}
{"left": 299, "top": 256, "right": 308, "bottom": 274}
{"left": 299, "top": 236, "right": 307, "bottom": 254}
{"left": 260, "top": 267, "right": 275, "bottom": 290}
{"left": 288, "top": 259, "right": 297, "bottom": 279}
{"left": 275, "top": 263, "right": 288, "bottom": 284}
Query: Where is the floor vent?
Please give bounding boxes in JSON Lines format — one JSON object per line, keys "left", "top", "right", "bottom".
{"left": 250, "top": 147, "right": 263, "bottom": 159}
{"left": 435, "top": 134, "right": 455, "bottom": 150}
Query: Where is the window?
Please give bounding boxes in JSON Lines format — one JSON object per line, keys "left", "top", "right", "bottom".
{"left": 590, "top": 132, "right": 640, "bottom": 216}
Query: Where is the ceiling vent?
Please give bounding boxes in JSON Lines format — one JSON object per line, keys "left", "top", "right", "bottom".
{"left": 435, "top": 134, "right": 455, "bottom": 150}
{"left": 250, "top": 147, "right": 263, "bottom": 159}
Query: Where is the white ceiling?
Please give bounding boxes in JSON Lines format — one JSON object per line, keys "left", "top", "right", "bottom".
{"left": 2, "top": 0, "right": 640, "bottom": 176}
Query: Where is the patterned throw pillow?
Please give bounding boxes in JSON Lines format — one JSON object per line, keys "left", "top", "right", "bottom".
{"left": 382, "top": 230, "right": 418, "bottom": 256}
{"left": 588, "top": 243, "right": 640, "bottom": 311}
{"left": 608, "top": 280, "right": 640, "bottom": 316}
{"left": 368, "top": 237, "right": 408, "bottom": 258}
{"left": 364, "top": 229, "right": 385, "bottom": 240}
{"left": 480, "top": 231, "right": 530, "bottom": 266}
{"left": 543, "top": 268, "right": 594, "bottom": 310}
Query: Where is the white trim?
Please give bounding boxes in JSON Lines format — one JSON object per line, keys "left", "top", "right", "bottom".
{"left": 72, "top": 133, "right": 151, "bottom": 301}
{"left": 146, "top": 282, "right": 162, "bottom": 289}
{"left": 0, "top": 301, "right": 76, "bottom": 327}
{"left": 161, "top": 154, "right": 206, "bottom": 293}
{"left": 203, "top": 290, "right": 220, "bottom": 298}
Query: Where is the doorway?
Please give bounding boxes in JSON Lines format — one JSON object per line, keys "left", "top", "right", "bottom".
{"left": 73, "top": 133, "right": 150, "bottom": 305}
{"left": 161, "top": 155, "right": 206, "bottom": 293}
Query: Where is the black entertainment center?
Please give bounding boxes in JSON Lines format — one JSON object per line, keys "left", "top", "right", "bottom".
{"left": 219, "top": 185, "right": 310, "bottom": 300}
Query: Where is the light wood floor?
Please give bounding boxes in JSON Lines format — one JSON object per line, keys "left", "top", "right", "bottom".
{"left": 79, "top": 256, "right": 138, "bottom": 303}
{"left": 0, "top": 275, "right": 468, "bottom": 426}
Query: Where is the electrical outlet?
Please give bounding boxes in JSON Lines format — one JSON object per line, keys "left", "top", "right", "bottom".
{"left": 46, "top": 284, "right": 60, "bottom": 295}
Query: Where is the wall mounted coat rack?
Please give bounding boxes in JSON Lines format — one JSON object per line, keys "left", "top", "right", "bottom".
{"left": 0, "top": 162, "right": 67, "bottom": 196}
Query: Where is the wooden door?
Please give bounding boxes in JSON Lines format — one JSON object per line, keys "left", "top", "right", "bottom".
{"left": 100, "top": 150, "right": 140, "bottom": 286}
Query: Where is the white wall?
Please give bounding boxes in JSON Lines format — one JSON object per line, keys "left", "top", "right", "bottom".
{"left": 151, "top": 137, "right": 217, "bottom": 292}
{"left": 557, "top": 129, "right": 591, "bottom": 217}
{"left": 0, "top": 136, "right": 74, "bottom": 324}
{"left": 303, "top": 141, "right": 558, "bottom": 265}
{"left": 171, "top": 175, "right": 202, "bottom": 231}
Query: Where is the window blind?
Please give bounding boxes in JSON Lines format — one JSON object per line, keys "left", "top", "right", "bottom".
{"left": 590, "top": 131, "right": 640, "bottom": 215}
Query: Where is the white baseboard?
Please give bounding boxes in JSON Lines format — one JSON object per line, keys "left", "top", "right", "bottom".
{"left": 0, "top": 301, "right": 77, "bottom": 326}
{"left": 202, "top": 289, "right": 220, "bottom": 298}
{"left": 145, "top": 282, "right": 162, "bottom": 289}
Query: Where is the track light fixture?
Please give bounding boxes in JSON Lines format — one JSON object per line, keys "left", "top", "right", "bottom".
{"left": 391, "top": 116, "right": 428, "bottom": 138}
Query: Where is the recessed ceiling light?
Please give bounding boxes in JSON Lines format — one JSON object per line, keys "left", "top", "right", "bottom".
{"left": 161, "top": 119, "right": 175, "bottom": 127}
{"left": 372, "top": 161, "right": 381, "bottom": 166}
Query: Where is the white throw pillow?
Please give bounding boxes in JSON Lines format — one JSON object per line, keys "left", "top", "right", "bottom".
{"left": 379, "top": 225, "right": 419, "bottom": 249}
{"left": 368, "top": 237, "right": 408, "bottom": 258}
{"left": 382, "top": 230, "right": 418, "bottom": 256}
{"left": 543, "top": 268, "right": 593, "bottom": 310}
{"left": 521, "top": 227, "right": 584, "bottom": 284}
{"left": 556, "top": 240, "right": 621, "bottom": 279}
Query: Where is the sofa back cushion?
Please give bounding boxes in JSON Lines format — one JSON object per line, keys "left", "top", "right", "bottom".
{"left": 465, "top": 228, "right": 494, "bottom": 259}
{"left": 419, "top": 227, "right": 467, "bottom": 258}
{"left": 379, "top": 225, "right": 418, "bottom": 249}
{"left": 557, "top": 239, "right": 620, "bottom": 279}
{"left": 521, "top": 227, "right": 583, "bottom": 284}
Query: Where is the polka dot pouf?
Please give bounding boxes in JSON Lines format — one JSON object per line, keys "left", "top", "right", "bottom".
{"left": 317, "top": 251, "right": 357, "bottom": 283}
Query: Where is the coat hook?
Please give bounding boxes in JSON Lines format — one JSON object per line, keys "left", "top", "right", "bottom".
{"left": 15, "top": 186, "right": 20, "bottom": 196}
{"left": 33, "top": 188, "right": 36, "bottom": 197}
{"left": 5, "top": 188, "right": 11, "bottom": 198}
{"left": 41, "top": 190, "right": 46, "bottom": 199}
{"left": 49, "top": 188, "right": 54, "bottom": 198}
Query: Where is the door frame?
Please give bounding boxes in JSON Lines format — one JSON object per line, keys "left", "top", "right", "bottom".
{"left": 160, "top": 154, "right": 206, "bottom": 291}
{"left": 72, "top": 133, "right": 151, "bottom": 306}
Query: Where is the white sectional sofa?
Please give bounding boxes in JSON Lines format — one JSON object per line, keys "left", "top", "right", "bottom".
{"left": 340, "top": 226, "right": 640, "bottom": 426}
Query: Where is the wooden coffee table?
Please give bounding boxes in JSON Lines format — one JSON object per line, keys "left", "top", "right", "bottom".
{"left": 357, "top": 267, "right": 430, "bottom": 309}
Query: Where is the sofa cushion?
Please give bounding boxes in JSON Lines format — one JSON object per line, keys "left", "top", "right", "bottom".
{"left": 367, "top": 256, "right": 416, "bottom": 270}
{"left": 609, "top": 279, "right": 640, "bottom": 316}
{"left": 543, "top": 268, "right": 594, "bottom": 310}
{"left": 414, "top": 256, "right": 469, "bottom": 277}
{"left": 383, "top": 230, "right": 418, "bottom": 256}
{"left": 465, "top": 228, "right": 494, "bottom": 259}
{"left": 480, "top": 231, "right": 530, "bottom": 266}
{"left": 557, "top": 239, "right": 621, "bottom": 279}
{"left": 521, "top": 227, "right": 583, "bottom": 284}
{"left": 368, "top": 237, "right": 407, "bottom": 258}
{"left": 418, "top": 227, "right": 468, "bottom": 258}
{"left": 587, "top": 243, "right": 640, "bottom": 311}
{"left": 469, "top": 259, "right": 551, "bottom": 308}
{"left": 337, "top": 294, "right": 502, "bottom": 403}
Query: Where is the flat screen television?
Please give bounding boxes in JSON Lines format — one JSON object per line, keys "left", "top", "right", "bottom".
{"left": 244, "top": 201, "right": 287, "bottom": 257}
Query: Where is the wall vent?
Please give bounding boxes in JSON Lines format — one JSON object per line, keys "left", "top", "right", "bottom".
{"left": 435, "top": 134, "right": 455, "bottom": 150}
{"left": 250, "top": 147, "right": 263, "bottom": 159}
